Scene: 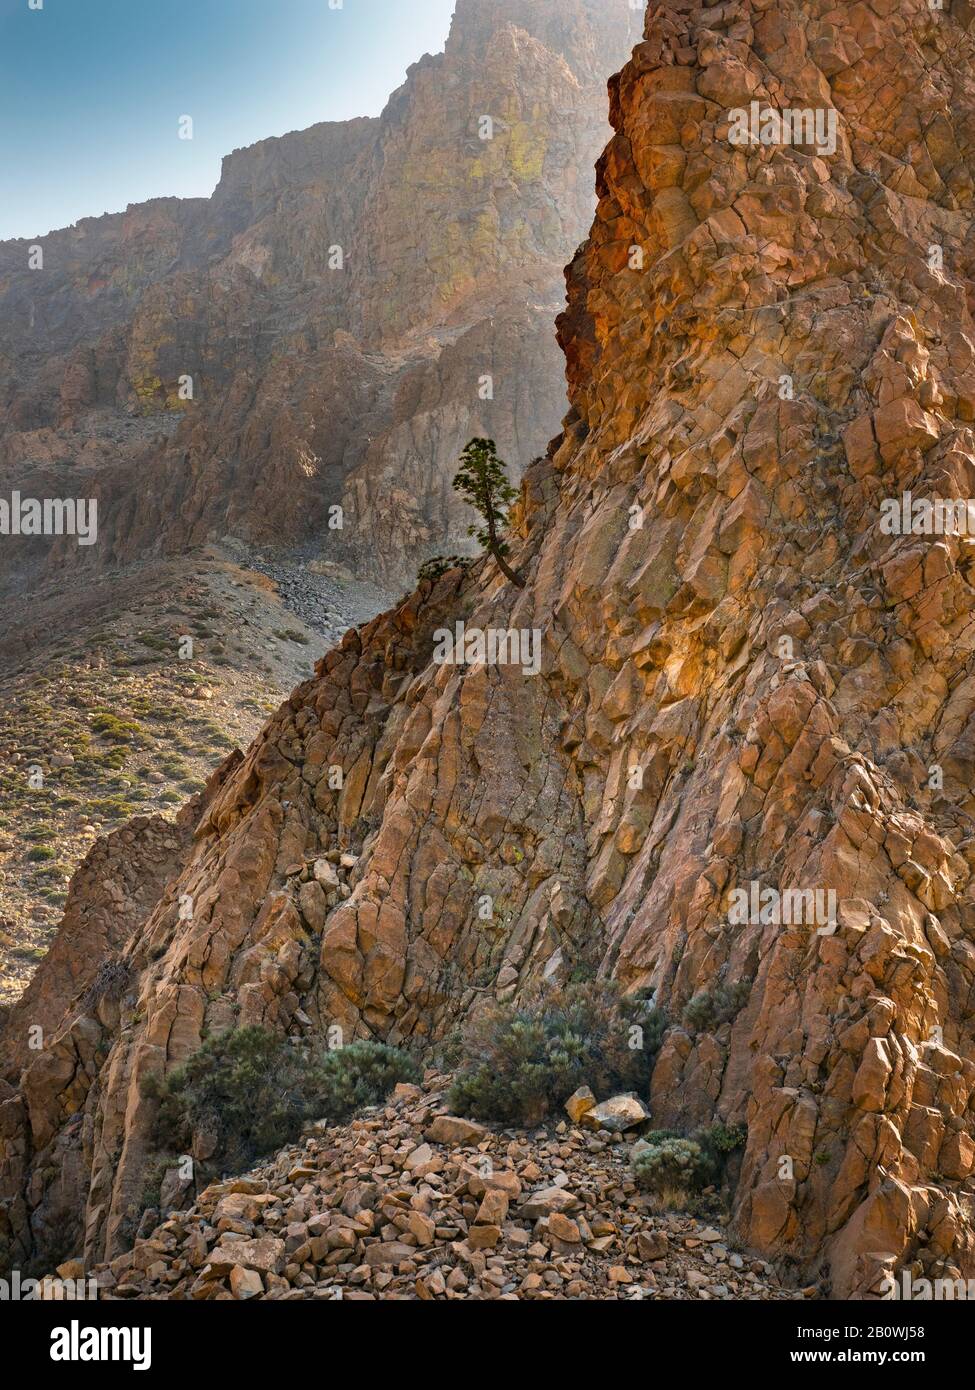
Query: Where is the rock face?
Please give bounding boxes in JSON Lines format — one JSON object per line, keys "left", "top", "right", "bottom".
{"left": 5, "top": 0, "right": 975, "bottom": 1302}
{"left": 0, "top": 816, "right": 189, "bottom": 1080}
{"left": 0, "top": 0, "right": 638, "bottom": 590}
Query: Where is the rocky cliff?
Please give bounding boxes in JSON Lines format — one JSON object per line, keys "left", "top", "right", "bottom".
{"left": 0, "top": 0, "right": 637, "bottom": 590}
{"left": 5, "top": 0, "right": 975, "bottom": 1301}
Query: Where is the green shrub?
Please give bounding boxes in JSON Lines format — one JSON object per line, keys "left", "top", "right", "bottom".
{"left": 632, "top": 1121, "right": 747, "bottom": 1206}
{"left": 632, "top": 1138, "right": 705, "bottom": 1199}
{"left": 144, "top": 1028, "right": 294, "bottom": 1172}
{"left": 707, "top": 1121, "right": 747, "bottom": 1154}
{"left": 89, "top": 797, "right": 138, "bottom": 819}
{"left": 683, "top": 979, "right": 752, "bottom": 1033}
{"left": 307, "top": 1040, "right": 421, "bottom": 1121}
{"left": 145, "top": 1028, "right": 418, "bottom": 1176}
{"left": 417, "top": 554, "right": 473, "bottom": 584}
{"left": 90, "top": 712, "right": 142, "bottom": 743}
{"left": 159, "top": 756, "right": 190, "bottom": 777}
{"left": 447, "top": 980, "right": 665, "bottom": 1127}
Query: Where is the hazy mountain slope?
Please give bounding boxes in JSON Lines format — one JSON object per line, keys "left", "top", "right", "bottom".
{"left": 0, "top": 0, "right": 638, "bottom": 590}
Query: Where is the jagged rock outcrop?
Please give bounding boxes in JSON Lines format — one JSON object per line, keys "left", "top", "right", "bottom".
{"left": 6, "top": 0, "right": 975, "bottom": 1301}
{"left": 0, "top": 817, "right": 188, "bottom": 1080}
{"left": 0, "top": 0, "right": 637, "bottom": 590}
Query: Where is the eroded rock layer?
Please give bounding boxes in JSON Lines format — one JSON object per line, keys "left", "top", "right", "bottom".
{"left": 5, "top": 0, "right": 975, "bottom": 1300}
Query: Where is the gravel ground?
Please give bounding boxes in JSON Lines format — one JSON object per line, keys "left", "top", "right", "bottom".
{"left": 236, "top": 543, "right": 395, "bottom": 644}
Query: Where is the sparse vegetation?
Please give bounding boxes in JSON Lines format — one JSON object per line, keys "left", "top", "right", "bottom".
{"left": 683, "top": 979, "right": 753, "bottom": 1033}
{"left": 82, "top": 954, "right": 133, "bottom": 1010}
{"left": 417, "top": 554, "right": 474, "bottom": 584}
{"left": 90, "top": 711, "right": 143, "bottom": 743}
{"left": 631, "top": 1122, "right": 747, "bottom": 1208}
{"left": 632, "top": 1137, "right": 706, "bottom": 1201}
{"left": 308, "top": 1039, "right": 421, "bottom": 1122}
{"left": 144, "top": 1028, "right": 419, "bottom": 1176}
{"left": 447, "top": 980, "right": 665, "bottom": 1126}
{"left": 0, "top": 566, "right": 330, "bottom": 1003}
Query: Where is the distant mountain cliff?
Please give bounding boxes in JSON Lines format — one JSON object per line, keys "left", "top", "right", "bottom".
{"left": 7, "top": 0, "right": 975, "bottom": 1305}
{"left": 0, "top": 0, "right": 637, "bottom": 589}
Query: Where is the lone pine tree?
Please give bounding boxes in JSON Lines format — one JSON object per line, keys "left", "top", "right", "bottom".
{"left": 452, "top": 437, "right": 525, "bottom": 589}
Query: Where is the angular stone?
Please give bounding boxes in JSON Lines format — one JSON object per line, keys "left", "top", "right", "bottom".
{"left": 210, "top": 1237, "right": 284, "bottom": 1277}
{"left": 520, "top": 1187, "right": 582, "bottom": 1219}
{"left": 425, "top": 1116, "right": 488, "bottom": 1146}
{"left": 548, "top": 1212, "right": 581, "bottom": 1244}
{"left": 229, "top": 1265, "right": 264, "bottom": 1300}
{"left": 582, "top": 1095, "right": 650, "bottom": 1133}
{"left": 475, "top": 1189, "right": 509, "bottom": 1226}
{"left": 939, "top": 1131, "right": 975, "bottom": 1181}
{"left": 402, "top": 1143, "right": 434, "bottom": 1172}
{"left": 565, "top": 1086, "right": 596, "bottom": 1124}
{"left": 467, "top": 1224, "right": 501, "bottom": 1250}
{"left": 363, "top": 1242, "right": 415, "bottom": 1268}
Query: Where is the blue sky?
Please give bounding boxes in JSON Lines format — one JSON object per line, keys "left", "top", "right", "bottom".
{"left": 0, "top": 0, "right": 458, "bottom": 240}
